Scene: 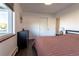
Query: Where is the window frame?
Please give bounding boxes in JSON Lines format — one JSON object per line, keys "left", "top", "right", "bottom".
{"left": 0, "top": 3, "right": 14, "bottom": 36}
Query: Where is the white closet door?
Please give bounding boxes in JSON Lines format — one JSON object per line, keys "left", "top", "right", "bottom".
{"left": 39, "top": 17, "right": 48, "bottom": 36}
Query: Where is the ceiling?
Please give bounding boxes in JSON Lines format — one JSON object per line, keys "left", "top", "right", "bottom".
{"left": 20, "top": 3, "right": 74, "bottom": 14}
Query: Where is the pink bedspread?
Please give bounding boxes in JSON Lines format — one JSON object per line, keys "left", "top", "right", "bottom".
{"left": 34, "top": 34, "right": 79, "bottom": 56}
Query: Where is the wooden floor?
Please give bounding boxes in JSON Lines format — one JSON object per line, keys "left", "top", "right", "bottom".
{"left": 15, "top": 39, "right": 36, "bottom": 56}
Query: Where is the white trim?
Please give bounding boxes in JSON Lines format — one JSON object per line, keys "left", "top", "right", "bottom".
{"left": 10, "top": 47, "right": 18, "bottom": 56}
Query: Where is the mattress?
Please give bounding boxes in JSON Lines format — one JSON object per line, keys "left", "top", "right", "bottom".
{"left": 34, "top": 34, "right": 79, "bottom": 56}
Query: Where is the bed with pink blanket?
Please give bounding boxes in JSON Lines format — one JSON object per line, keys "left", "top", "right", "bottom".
{"left": 33, "top": 30, "right": 79, "bottom": 56}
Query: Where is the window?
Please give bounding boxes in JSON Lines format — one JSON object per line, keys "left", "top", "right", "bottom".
{"left": 0, "top": 3, "right": 14, "bottom": 36}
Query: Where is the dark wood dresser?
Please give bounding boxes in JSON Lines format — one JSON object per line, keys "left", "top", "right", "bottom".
{"left": 17, "top": 30, "right": 29, "bottom": 49}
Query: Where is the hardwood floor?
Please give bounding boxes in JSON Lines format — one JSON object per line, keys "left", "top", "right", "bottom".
{"left": 15, "top": 39, "right": 36, "bottom": 56}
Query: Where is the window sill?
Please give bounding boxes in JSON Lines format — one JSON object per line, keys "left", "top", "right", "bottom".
{"left": 0, "top": 33, "right": 16, "bottom": 43}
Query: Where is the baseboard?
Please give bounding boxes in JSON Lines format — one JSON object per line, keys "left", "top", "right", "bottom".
{"left": 10, "top": 47, "right": 18, "bottom": 56}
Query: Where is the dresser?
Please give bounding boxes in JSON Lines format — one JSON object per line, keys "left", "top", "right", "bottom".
{"left": 17, "top": 30, "right": 29, "bottom": 49}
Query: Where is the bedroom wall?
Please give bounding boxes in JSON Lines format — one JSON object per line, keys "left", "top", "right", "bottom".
{"left": 14, "top": 4, "right": 23, "bottom": 33}
{"left": 56, "top": 4, "right": 79, "bottom": 34}
{"left": 22, "top": 12, "right": 56, "bottom": 39}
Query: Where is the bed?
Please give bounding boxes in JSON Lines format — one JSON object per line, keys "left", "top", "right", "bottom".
{"left": 33, "top": 30, "right": 79, "bottom": 56}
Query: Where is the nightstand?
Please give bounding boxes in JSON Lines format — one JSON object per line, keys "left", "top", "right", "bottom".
{"left": 56, "top": 34, "right": 63, "bottom": 36}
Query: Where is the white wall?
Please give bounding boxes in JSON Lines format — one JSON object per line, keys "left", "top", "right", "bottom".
{"left": 22, "top": 12, "right": 56, "bottom": 39}
{"left": 14, "top": 4, "right": 23, "bottom": 33}
{"left": 0, "top": 4, "right": 22, "bottom": 56}
{"left": 56, "top": 4, "right": 79, "bottom": 34}
{"left": 0, "top": 35, "right": 17, "bottom": 56}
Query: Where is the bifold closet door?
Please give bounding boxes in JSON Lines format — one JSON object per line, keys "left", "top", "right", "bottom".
{"left": 56, "top": 16, "right": 60, "bottom": 34}
{"left": 39, "top": 17, "right": 48, "bottom": 36}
